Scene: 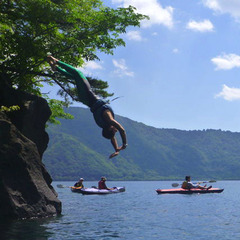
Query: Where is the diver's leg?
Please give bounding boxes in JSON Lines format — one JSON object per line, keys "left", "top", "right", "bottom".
{"left": 74, "top": 75, "right": 98, "bottom": 107}
{"left": 58, "top": 62, "right": 97, "bottom": 107}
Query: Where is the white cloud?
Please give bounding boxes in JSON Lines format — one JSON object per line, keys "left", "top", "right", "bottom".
{"left": 112, "top": 59, "right": 134, "bottom": 77}
{"left": 126, "top": 31, "right": 143, "bottom": 41}
{"left": 83, "top": 61, "right": 103, "bottom": 70}
{"left": 80, "top": 61, "right": 103, "bottom": 75}
{"left": 211, "top": 53, "right": 240, "bottom": 70}
{"left": 186, "top": 19, "right": 214, "bottom": 32}
{"left": 216, "top": 84, "right": 240, "bottom": 101}
{"left": 112, "top": 0, "right": 174, "bottom": 28}
{"left": 203, "top": 0, "right": 220, "bottom": 10}
{"left": 172, "top": 48, "right": 179, "bottom": 54}
{"left": 203, "top": 0, "right": 240, "bottom": 22}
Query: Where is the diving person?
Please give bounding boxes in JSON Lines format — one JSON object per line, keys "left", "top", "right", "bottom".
{"left": 47, "top": 56, "right": 127, "bottom": 159}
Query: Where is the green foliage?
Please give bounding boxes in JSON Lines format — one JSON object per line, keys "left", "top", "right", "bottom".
{"left": 88, "top": 77, "right": 114, "bottom": 99}
{"left": 43, "top": 107, "right": 240, "bottom": 181}
{"left": 47, "top": 98, "right": 74, "bottom": 125}
{"left": 0, "top": 0, "right": 148, "bottom": 122}
{"left": 0, "top": 105, "right": 20, "bottom": 112}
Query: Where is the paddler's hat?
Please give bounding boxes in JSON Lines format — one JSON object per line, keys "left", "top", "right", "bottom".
{"left": 101, "top": 176, "right": 106, "bottom": 181}
{"left": 79, "top": 178, "right": 84, "bottom": 181}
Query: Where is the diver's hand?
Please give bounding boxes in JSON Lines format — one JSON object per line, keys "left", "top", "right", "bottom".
{"left": 109, "top": 151, "right": 119, "bottom": 159}
{"left": 109, "top": 144, "right": 128, "bottom": 158}
{"left": 47, "top": 56, "right": 57, "bottom": 71}
{"left": 47, "top": 55, "right": 58, "bottom": 62}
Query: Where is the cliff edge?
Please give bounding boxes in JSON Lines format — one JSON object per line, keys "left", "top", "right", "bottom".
{"left": 0, "top": 75, "right": 61, "bottom": 219}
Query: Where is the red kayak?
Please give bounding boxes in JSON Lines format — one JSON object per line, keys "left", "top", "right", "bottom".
{"left": 156, "top": 188, "right": 224, "bottom": 194}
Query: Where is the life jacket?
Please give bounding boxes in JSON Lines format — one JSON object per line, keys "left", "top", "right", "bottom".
{"left": 74, "top": 182, "right": 83, "bottom": 188}
{"left": 182, "top": 181, "right": 189, "bottom": 189}
{"left": 98, "top": 180, "right": 107, "bottom": 189}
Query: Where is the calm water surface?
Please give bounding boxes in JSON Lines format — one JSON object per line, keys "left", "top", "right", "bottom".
{"left": 1, "top": 181, "right": 240, "bottom": 240}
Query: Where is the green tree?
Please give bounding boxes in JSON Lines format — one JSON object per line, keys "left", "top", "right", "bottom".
{"left": 0, "top": 0, "right": 148, "bottom": 121}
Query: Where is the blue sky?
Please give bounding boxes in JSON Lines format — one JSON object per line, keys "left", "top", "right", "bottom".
{"left": 47, "top": 0, "right": 240, "bottom": 132}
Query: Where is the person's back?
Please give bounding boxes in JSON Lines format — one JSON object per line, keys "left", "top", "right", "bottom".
{"left": 98, "top": 177, "right": 108, "bottom": 189}
{"left": 181, "top": 180, "right": 189, "bottom": 189}
{"left": 182, "top": 176, "right": 194, "bottom": 189}
{"left": 98, "top": 180, "right": 106, "bottom": 189}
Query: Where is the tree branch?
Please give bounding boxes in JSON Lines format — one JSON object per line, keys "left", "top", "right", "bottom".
{"left": 51, "top": 77, "right": 77, "bottom": 101}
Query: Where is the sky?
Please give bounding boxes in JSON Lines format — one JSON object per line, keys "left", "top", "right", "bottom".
{"left": 46, "top": 0, "right": 240, "bottom": 132}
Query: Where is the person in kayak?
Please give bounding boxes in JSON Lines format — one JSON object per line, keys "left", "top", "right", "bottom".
{"left": 47, "top": 56, "right": 127, "bottom": 159}
{"left": 74, "top": 178, "right": 84, "bottom": 188}
{"left": 182, "top": 176, "right": 212, "bottom": 190}
{"left": 98, "top": 177, "right": 111, "bottom": 190}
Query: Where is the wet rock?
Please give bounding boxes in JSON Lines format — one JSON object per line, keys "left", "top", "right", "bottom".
{"left": 0, "top": 77, "right": 61, "bottom": 219}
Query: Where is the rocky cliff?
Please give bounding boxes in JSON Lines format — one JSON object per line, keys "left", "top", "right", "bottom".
{"left": 0, "top": 75, "right": 61, "bottom": 219}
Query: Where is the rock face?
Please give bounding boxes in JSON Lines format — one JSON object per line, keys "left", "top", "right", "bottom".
{"left": 0, "top": 77, "right": 61, "bottom": 219}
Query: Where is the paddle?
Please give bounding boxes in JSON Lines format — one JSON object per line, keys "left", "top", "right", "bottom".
{"left": 172, "top": 180, "right": 216, "bottom": 187}
{"left": 56, "top": 184, "right": 71, "bottom": 188}
{"left": 57, "top": 184, "right": 97, "bottom": 189}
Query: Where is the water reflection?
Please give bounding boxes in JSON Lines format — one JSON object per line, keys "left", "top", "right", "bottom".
{"left": 0, "top": 216, "right": 61, "bottom": 240}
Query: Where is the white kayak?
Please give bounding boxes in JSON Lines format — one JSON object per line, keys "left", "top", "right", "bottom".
{"left": 71, "top": 186, "right": 125, "bottom": 195}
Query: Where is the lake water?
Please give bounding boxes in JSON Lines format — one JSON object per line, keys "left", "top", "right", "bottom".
{"left": 1, "top": 181, "right": 240, "bottom": 240}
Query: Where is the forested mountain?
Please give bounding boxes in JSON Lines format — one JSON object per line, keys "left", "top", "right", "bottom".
{"left": 43, "top": 107, "right": 240, "bottom": 181}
